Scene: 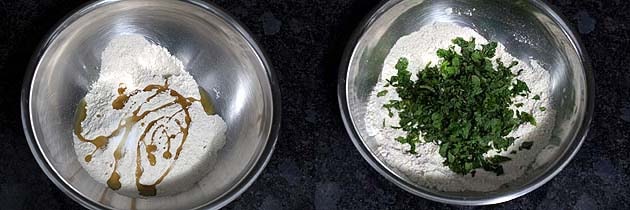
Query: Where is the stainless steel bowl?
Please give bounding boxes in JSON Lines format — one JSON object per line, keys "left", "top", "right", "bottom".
{"left": 21, "top": 0, "right": 280, "bottom": 209}
{"left": 338, "top": 0, "right": 593, "bottom": 205}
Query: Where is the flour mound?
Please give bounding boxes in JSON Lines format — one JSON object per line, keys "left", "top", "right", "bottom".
{"left": 73, "top": 35, "right": 227, "bottom": 197}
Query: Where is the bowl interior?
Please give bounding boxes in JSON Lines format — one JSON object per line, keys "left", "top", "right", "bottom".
{"left": 344, "top": 0, "right": 590, "bottom": 204}
{"left": 27, "top": 0, "right": 275, "bottom": 209}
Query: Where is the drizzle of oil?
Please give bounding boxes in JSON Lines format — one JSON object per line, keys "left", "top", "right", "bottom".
{"left": 107, "top": 171, "right": 122, "bottom": 190}
{"left": 162, "top": 134, "right": 175, "bottom": 159}
{"left": 73, "top": 80, "right": 219, "bottom": 196}
{"left": 112, "top": 87, "right": 128, "bottom": 110}
{"left": 148, "top": 125, "right": 166, "bottom": 164}
{"left": 134, "top": 84, "right": 197, "bottom": 196}
{"left": 198, "top": 87, "right": 215, "bottom": 115}
{"left": 74, "top": 100, "right": 116, "bottom": 163}
{"left": 106, "top": 118, "right": 134, "bottom": 190}
{"left": 146, "top": 142, "right": 158, "bottom": 166}
{"left": 73, "top": 100, "right": 87, "bottom": 131}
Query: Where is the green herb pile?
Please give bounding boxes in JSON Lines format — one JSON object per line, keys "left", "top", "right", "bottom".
{"left": 382, "top": 37, "right": 537, "bottom": 176}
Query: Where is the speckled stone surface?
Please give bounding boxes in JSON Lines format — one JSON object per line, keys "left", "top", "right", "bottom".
{"left": 1, "top": 0, "right": 628, "bottom": 209}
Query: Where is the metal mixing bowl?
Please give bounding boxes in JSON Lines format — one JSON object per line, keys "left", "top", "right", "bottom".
{"left": 338, "top": 0, "right": 593, "bottom": 205}
{"left": 21, "top": 0, "right": 280, "bottom": 209}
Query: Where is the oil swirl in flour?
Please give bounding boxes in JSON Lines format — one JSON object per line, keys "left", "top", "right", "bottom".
{"left": 73, "top": 79, "right": 215, "bottom": 196}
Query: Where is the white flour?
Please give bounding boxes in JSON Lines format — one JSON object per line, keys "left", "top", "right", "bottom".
{"left": 365, "top": 22, "right": 556, "bottom": 192}
{"left": 73, "top": 35, "right": 226, "bottom": 197}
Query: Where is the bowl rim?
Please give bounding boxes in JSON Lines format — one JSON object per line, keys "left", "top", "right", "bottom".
{"left": 20, "top": 0, "right": 281, "bottom": 209}
{"left": 337, "top": 0, "right": 594, "bottom": 205}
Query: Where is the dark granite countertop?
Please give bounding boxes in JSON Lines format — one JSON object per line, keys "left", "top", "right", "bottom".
{"left": 1, "top": 0, "right": 628, "bottom": 209}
